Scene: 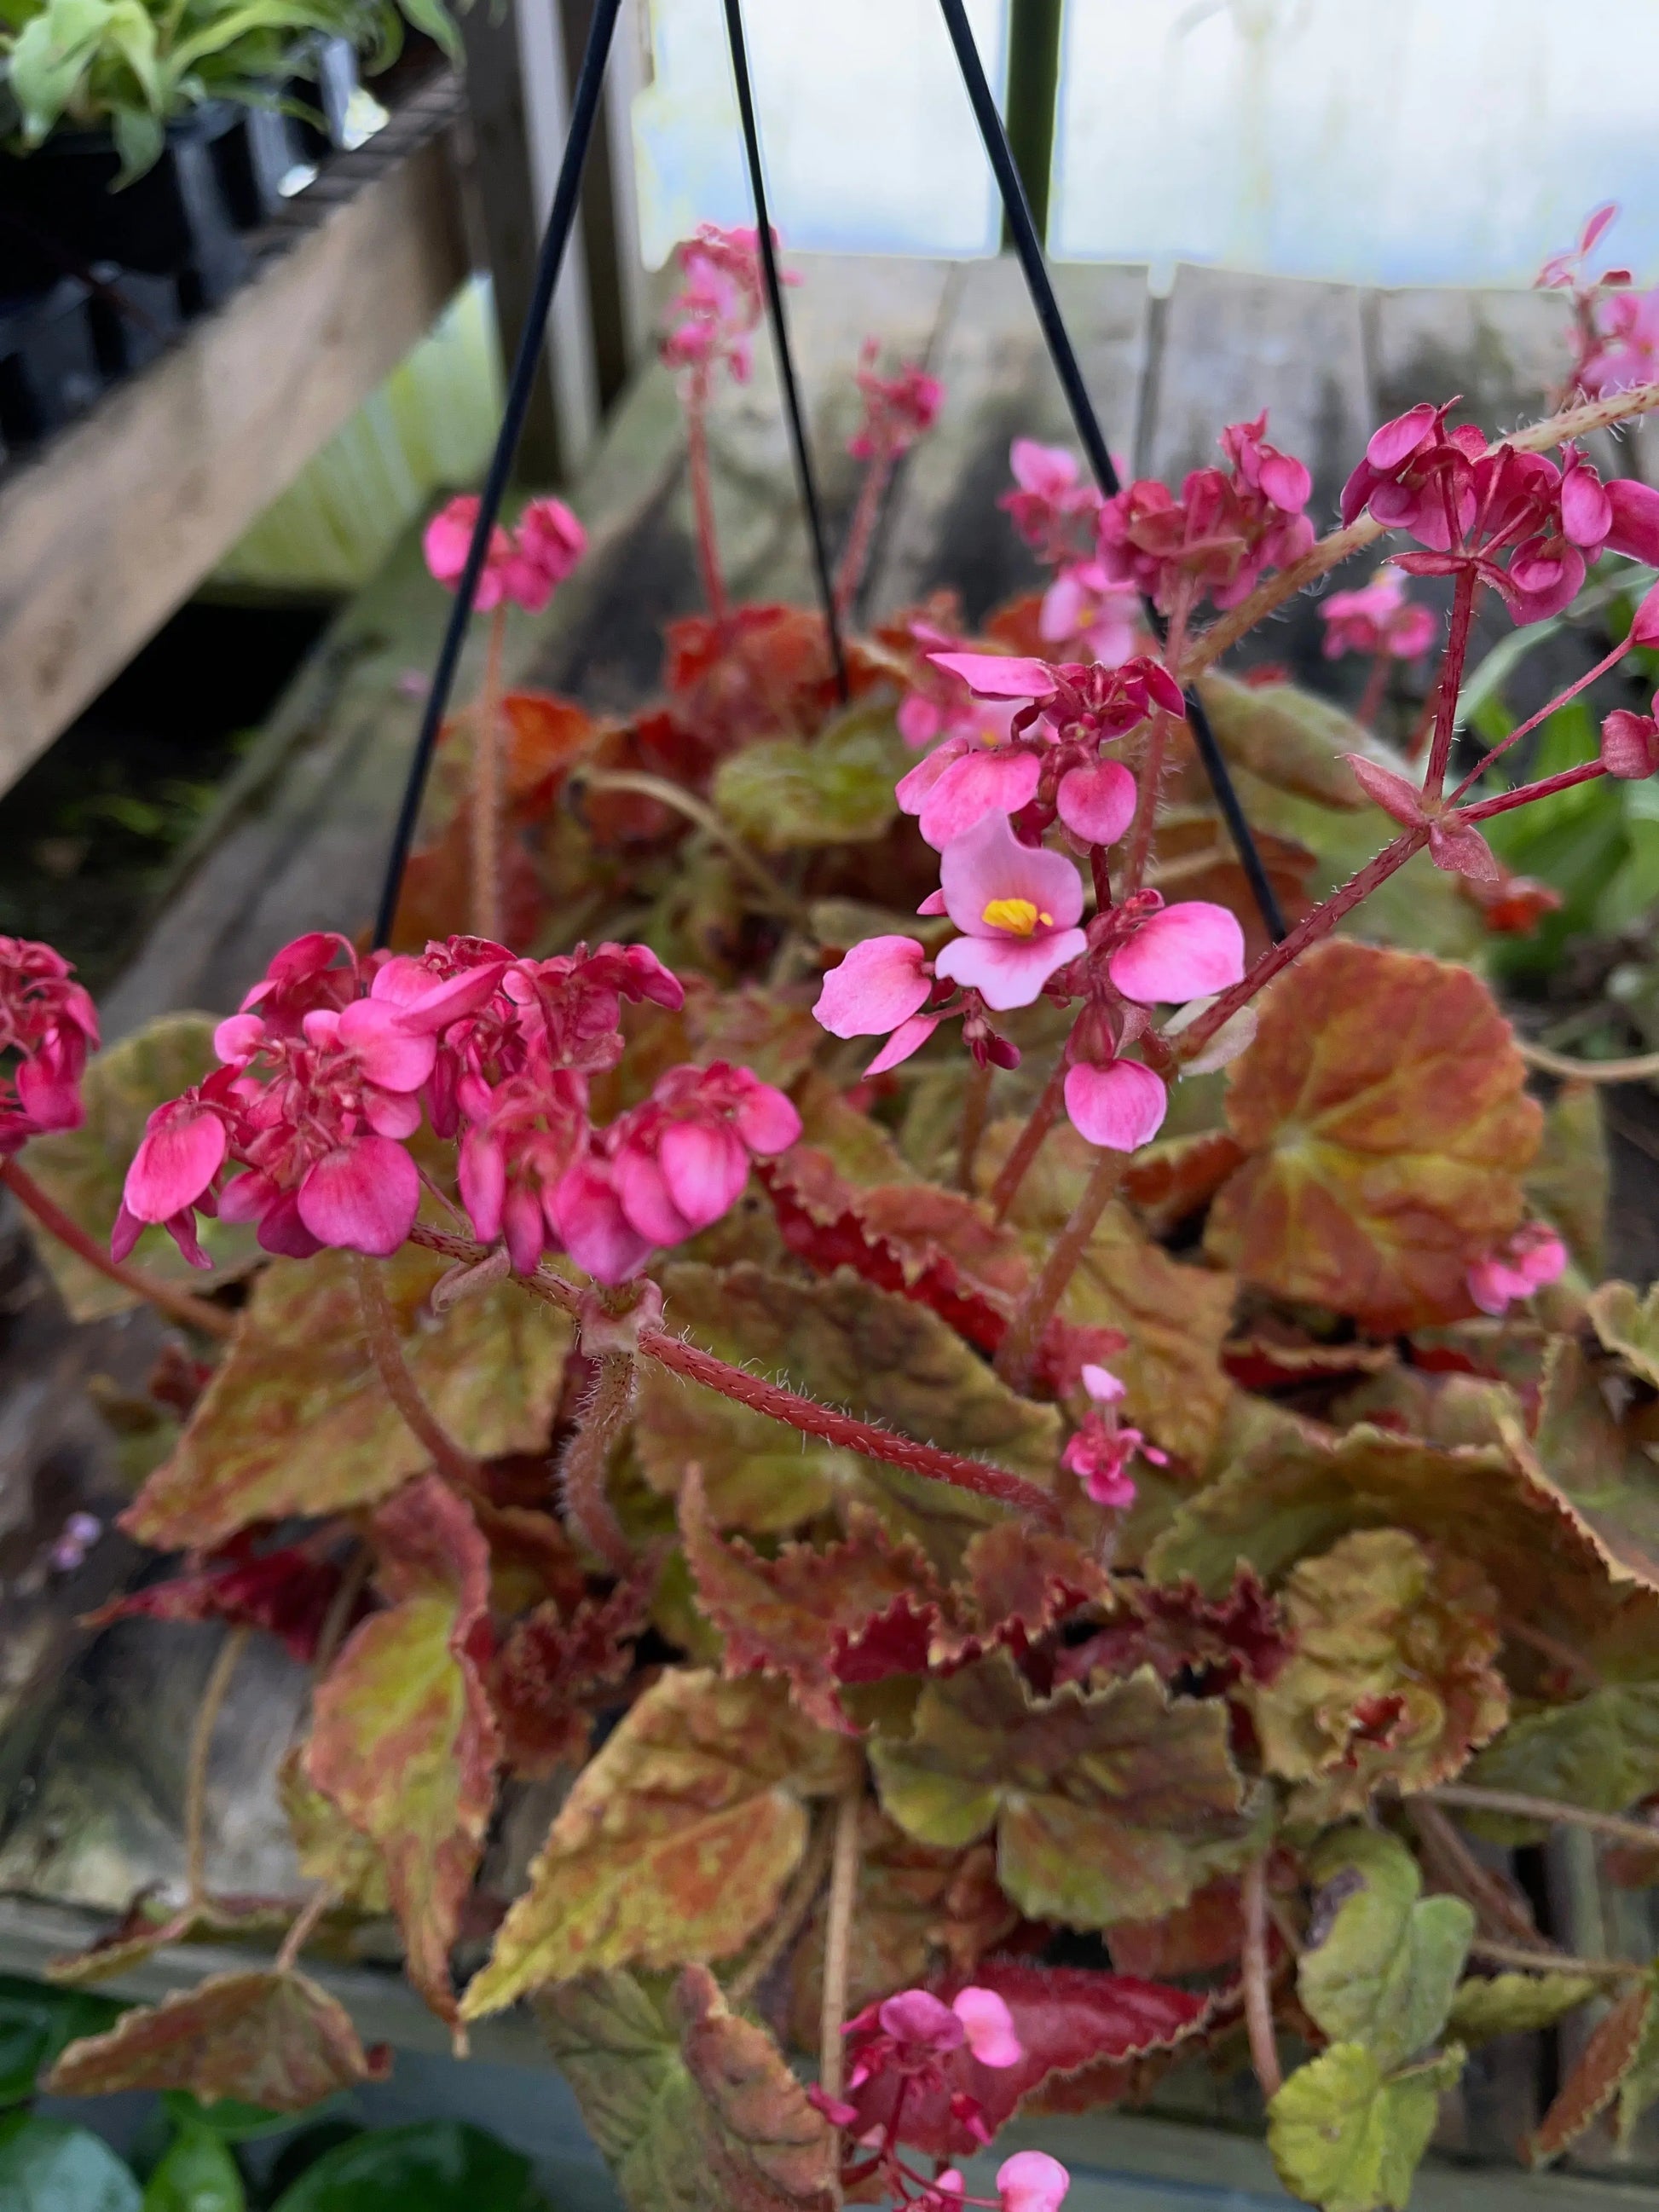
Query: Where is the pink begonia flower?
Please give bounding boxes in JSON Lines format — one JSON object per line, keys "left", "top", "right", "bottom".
{"left": 1320, "top": 569, "right": 1437, "bottom": 661}
{"left": 423, "top": 494, "right": 517, "bottom": 613}
{"left": 1581, "top": 286, "right": 1659, "bottom": 398}
{"left": 1107, "top": 900, "right": 1246, "bottom": 1005}
{"left": 1345, "top": 754, "right": 1500, "bottom": 882}
{"left": 1063, "top": 1060, "right": 1168, "bottom": 1152}
{"left": 934, "top": 813, "right": 1088, "bottom": 1011}
{"left": 898, "top": 737, "right": 1043, "bottom": 850}
{"left": 0, "top": 936, "right": 98, "bottom": 1153}
{"left": 948, "top": 1985, "right": 1022, "bottom": 2069}
{"left": 1000, "top": 437, "right": 1103, "bottom": 564}
{"left": 122, "top": 1100, "right": 228, "bottom": 1228}
{"left": 1467, "top": 1222, "right": 1568, "bottom": 1316}
{"left": 1602, "top": 707, "right": 1659, "bottom": 779}
{"left": 1055, "top": 759, "right": 1137, "bottom": 846}
{"left": 661, "top": 222, "right": 783, "bottom": 384}
{"left": 998, "top": 2150, "right": 1072, "bottom": 2212}
{"left": 1096, "top": 413, "right": 1314, "bottom": 614}
{"left": 814, "top": 935, "right": 934, "bottom": 1038}
{"left": 848, "top": 341, "right": 942, "bottom": 461}
{"left": 929, "top": 650, "right": 1185, "bottom": 738}
{"left": 550, "top": 1154, "right": 655, "bottom": 1285}
{"left": 500, "top": 497, "right": 587, "bottom": 613}
{"left": 1040, "top": 558, "right": 1138, "bottom": 666}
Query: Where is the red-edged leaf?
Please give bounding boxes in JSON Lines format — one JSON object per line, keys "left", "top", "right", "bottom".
{"left": 1529, "top": 1980, "right": 1655, "bottom": 2165}
{"left": 1222, "top": 1330, "right": 1398, "bottom": 1391}
{"left": 488, "top": 1567, "right": 654, "bottom": 1779}
{"left": 665, "top": 604, "right": 845, "bottom": 748}
{"left": 841, "top": 1957, "right": 1210, "bottom": 2160}
{"left": 1055, "top": 1570, "right": 1292, "bottom": 1695}
{"left": 500, "top": 690, "right": 596, "bottom": 807}
{"left": 1106, "top": 1878, "right": 1247, "bottom": 1979}
{"left": 83, "top": 1542, "right": 354, "bottom": 1664}
{"left": 304, "top": 1476, "right": 500, "bottom": 2028}
{"left": 1121, "top": 1131, "right": 1248, "bottom": 1238}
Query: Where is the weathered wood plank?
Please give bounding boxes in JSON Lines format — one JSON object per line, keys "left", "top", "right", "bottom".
{"left": 868, "top": 257, "right": 1152, "bottom": 623}
{"left": 0, "top": 78, "right": 471, "bottom": 795}
{"left": 1367, "top": 286, "right": 1569, "bottom": 438}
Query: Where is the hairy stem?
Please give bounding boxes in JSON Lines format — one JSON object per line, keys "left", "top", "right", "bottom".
{"left": 471, "top": 604, "right": 506, "bottom": 941}
{"left": 2, "top": 1158, "right": 234, "bottom": 1339}
{"left": 353, "top": 1254, "right": 481, "bottom": 1488}
{"left": 1407, "top": 1800, "right": 1546, "bottom": 1945}
{"left": 957, "top": 1058, "right": 992, "bottom": 1196}
{"left": 993, "top": 1147, "right": 1125, "bottom": 1394}
{"left": 405, "top": 1223, "right": 1064, "bottom": 1525}
{"left": 1424, "top": 567, "right": 1481, "bottom": 798}
{"left": 559, "top": 1353, "right": 637, "bottom": 1573}
{"left": 1121, "top": 707, "right": 1174, "bottom": 898}
{"left": 1422, "top": 1784, "right": 1659, "bottom": 1853}
{"left": 731, "top": 1806, "right": 836, "bottom": 2002}
{"left": 1171, "top": 829, "right": 1425, "bottom": 1061}
{"left": 1241, "top": 1857, "right": 1282, "bottom": 2100}
{"left": 1468, "top": 1936, "right": 1641, "bottom": 1983}
{"left": 835, "top": 453, "right": 893, "bottom": 622}
{"left": 185, "top": 1626, "right": 249, "bottom": 1903}
{"left": 275, "top": 1883, "right": 337, "bottom": 1973}
{"left": 1450, "top": 635, "right": 1630, "bottom": 799}
{"left": 990, "top": 1049, "right": 1068, "bottom": 1224}
{"left": 819, "top": 1783, "right": 864, "bottom": 2102}
{"left": 686, "top": 367, "right": 727, "bottom": 624}
{"left": 1460, "top": 760, "right": 1607, "bottom": 820}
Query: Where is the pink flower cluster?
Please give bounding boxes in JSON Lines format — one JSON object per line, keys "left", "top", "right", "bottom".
{"left": 1319, "top": 569, "right": 1436, "bottom": 662}
{"left": 1339, "top": 402, "right": 1659, "bottom": 622}
{"left": 1535, "top": 203, "right": 1656, "bottom": 400}
{"left": 117, "top": 932, "right": 799, "bottom": 1287}
{"left": 1095, "top": 411, "right": 1315, "bottom": 615}
{"left": 0, "top": 936, "right": 99, "bottom": 1154}
{"left": 997, "top": 441, "right": 1137, "bottom": 667}
{"left": 1060, "top": 1361, "right": 1165, "bottom": 1510}
{"left": 1466, "top": 1221, "right": 1567, "bottom": 1317}
{"left": 424, "top": 494, "right": 587, "bottom": 616}
{"left": 661, "top": 222, "right": 782, "bottom": 385}
{"left": 848, "top": 342, "right": 942, "bottom": 464}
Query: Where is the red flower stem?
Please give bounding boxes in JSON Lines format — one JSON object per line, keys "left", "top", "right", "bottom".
{"left": 471, "top": 604, "right": 506, "bottom": 941}
{"left": 1356, "top": 651, "right": 1390, "bottom": 731}
{"left": 957, "top": 1056, "right": 992, "bottom": 1194}
{"left": 1241, "top": 1856, "right": 1283, "bottom": 2100}
{"left": 404, "top": 1224, "right": 1063, "bottom": 1525}
{"left": 834, "top": 450, "right": 893, "bottom": 621}
{"left": 993, "top": 1146, "right": 1125, "bottom": 1395}
{"left": 352, "top": 1253, "right": 483, "bottom": 1489}
{"left": 989, "top": 1047, "right": 1068, "bottom": 1224}
{"left": 685, "top": 366, "right": 728, "bottom": 625}
{"left": 1460, "top": 760, "right": 1607, "bottom": 819}
{"left": 1123, "top": 587, "right": 1194, "bottom": 897}
{"left": 1, "top": 1158, "right": 235, "bottom": 1339}
{"left": 1182, "top": 375, "right": 1659, "bottom": 682}
{"left": 558, "top": 1351, "right": 637, "bottom": 1573}
{"left": 1448, "top": 635, "right": 1629, "bottom": 800}
{"left": 1424, "top": 566, "right": 1481, "bottom": 798}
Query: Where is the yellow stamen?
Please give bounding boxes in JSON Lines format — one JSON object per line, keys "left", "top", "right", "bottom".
{"left": 981, "top": 897, "right": 1049, "bottom": 938}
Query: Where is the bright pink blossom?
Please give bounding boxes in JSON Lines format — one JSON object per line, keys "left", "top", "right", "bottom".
{"left": 661, "top": 223, "right": 781, "bottom": 384}
{"left": 934, "top": 813, "right": 1087, "bottom": 1011}
{"left": 998, "top": 2150, "right": 1071, "bottom": 2212}
{"left": 424, "top": 494, "right": 587, "bottom": 616}
{"left": 1602, "top": 706, "right": 1659, "bottom": 779}
{"left": 1466, "top": 1222, "right": 1568, "bottom": 1316}
{"left": 848, "top": 342, "right": 942, "bottom": 462}
{"left": 1320, "top": 569, "right": 1437, "bottom": 661}
{"left": 999, "top": 438, "right": 1102, "bottom": 566}
{"left": 814, "top": 936, "right": 934, "bottom": 1039}
{"left": 1580, "top": 286, "right": 1659, "bottom": 399}
{"left": 1096, "top": 413, "right": 1314, "bottom": 614}
{"left": 1055, "top": 759, "right": 1136, "bottom": 845}
{"left": 1040, "top": 558, "right": 1138, "bottom": 665}
{"left": 1061, "top": 1360, "right": 1165, "bottom": 1509}
{"left": 1062, "top": 1059, "right": 1166, "bottom": 1152}
{"left": 0, "top": 936, "right": 99, "bottom": 1153}
{"left": 1106, "top": 900, "right": 1246, "bottom": 1005}
{"left": 897, "top": 736, "right": 1043, "bottom": 851}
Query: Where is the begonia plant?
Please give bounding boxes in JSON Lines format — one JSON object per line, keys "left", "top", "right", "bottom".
{"left": 13, "top": 212, "right": 1659, "bottom": 2212}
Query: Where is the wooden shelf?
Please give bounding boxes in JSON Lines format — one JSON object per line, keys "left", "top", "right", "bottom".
{"left": 0, "top": 73, "right": 472, "bottom": 796}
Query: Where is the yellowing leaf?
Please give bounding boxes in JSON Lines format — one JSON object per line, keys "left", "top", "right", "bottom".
{"left": 1205, "top": 941, "right": 1540, "bottom": 1331}
{"left": 305, "top": 1477, "right": 499, "bottom": 2025}
{"left": 1269, "top": 2042, "right": 1463, "bottom": 2212}
{"left": 713, "top": 703, "right": 908, "bottom": 851}
{"left": 1250, "top": 1529, "right": 1507, "bottom": 1820}
{"left": 868, "top": 1653, "right": 1260, "bottom": 1929}
{"left": 1300, "top": 1827, "right": 1472, "bottom": 2068}
{"left": 633, "top": 1262, "right": 1058, "bottom": 1566}
{"left": 21, "top": 1014, "right": 263, "bottom": 1320}
{"left": 1448, "top": 1972, "right": 1598, "bottom": 2044}
{"left": 462, "top": 1672, "right": 855, "bottom": 2017}
{"left": 538, "top": 1967, "right": 835, "bottom": 2212}
{"left": 124, "top": 1245, "right": 569, "bottom": 1549}
{"left": 278, "top": 1750, "right": 391, "bottom": 1917}
{"left": 44, "top": 1970, "right": 389, "bottom": 2111}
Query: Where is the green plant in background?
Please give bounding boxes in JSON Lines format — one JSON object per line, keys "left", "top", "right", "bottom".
{"left": 0, "top": 0, "right": 456, "bottom": 180}
{"left": 0, "top": 1974, "right": 550, "bottom": 2212}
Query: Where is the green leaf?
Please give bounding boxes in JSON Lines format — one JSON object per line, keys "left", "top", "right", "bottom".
{"left": 20, "top": 1014, "right": 263, "bottom": 1323}
{"left": 537, "top": 1967, "right": 834, "bottom": 2212}
{"left": 868, "top": 1653, "right": 1262, "bottom": 1928}
{"left": 1461, "top": 1684, "right": 1659, "bottom": 1843}
{"left": 1268, "top": 2042, "right": 1463, "bottom": 2212}
{"left": 0, "top": 1973, "right": 123, "bottom": 2105}
{"left": 269, "top": 2121, "right": 543, "bottom": 2212}
{"left": 1587, "top": 1280, "right": 1659, "bottom": 1390}
{"left": 159, "top": 2093, "right": 291, "bottom": 2144}
{"left": 1195, "top": 672, "right": 1378, "bottom": 809}
{"left": 1447, "top": 1972, "right": 1598, "bottom": 2044}
{"left": 1300, "top": 1827, "right": 1472, "bottom": 2068}
{"left": 0, "top": 2111, "right": 140, "bottom": 2212}
{"left": 712, "top": 703, "right": 908, "bottom": 851}
{"left": 142, "top": 2127, "right": 244, "bottom": 2212}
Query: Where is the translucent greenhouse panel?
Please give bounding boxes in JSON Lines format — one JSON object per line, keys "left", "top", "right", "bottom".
{"left": 1052, "top": 0, "right": 1659, "bottom": 288}
{"left": 631, "top": 0, "right": 1009, "bottom": 269}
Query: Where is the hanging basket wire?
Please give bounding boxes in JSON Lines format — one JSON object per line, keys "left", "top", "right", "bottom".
{"left": 373, "top": 0, "right": 1286, "bottom": 947}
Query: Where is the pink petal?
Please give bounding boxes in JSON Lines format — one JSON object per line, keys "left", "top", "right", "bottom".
{"left": 898, "top": 694, "right": 942, "bottom": 748}
{"left": 1631, "top": 584, "right": 1659, "bottom": 647}
{"left": 1010, "top": 437, "right": 1077, "bottom": 494}
{"left": 939, "top": 810, "right": 1084, "bottom": 940}
{"left": 1056, "top": 759, "right": 1136, "bottom": 846}
{"left": 1605, "top": 477, "right": 1659, "bottom": 564}
{"left": 935, "top": 927, "right": 1088, "bottom": 1012}
{"left": 731, "top": 1078, "right": 802, "bottom": 1156}
{"left": 815, "top": 936, "right": 932, "bottom": 1037}
{"left": 124, "top": 1108, "right": 227, "bottom": 1224}
{"left": 917, "top": 889, "right": 948, "bottom": 916}
{"left": 926, "top": 652, "right": 1058, "bottom": 702}
{"left": 297, "top": 1135, "right": 419, "bottom": 1256}
{"left": 1080, "top": 1362, "right": 1124, "bottom": 1402}
{"left": 878, "top": 1990, "right": 962, "bottom": 2053}
{"left": 614, "top": 1146, "right": 697, "bottom": 1248}
{"left": 1427, "top": 817, "right": 1500, "bottom": 881}
{"left": 1259, "top": 449, "right": 1312, "bottom": 512}
{"left": 364, "top": 1090, "right": 423, "bottom": 1138}
{"left": 657, "top": 1118, "right": 750, "bottom": 1230}
{"left": 14, "top": 1058, "right": 83, "bottom": 1134}
{"left": 337, "top": 1000, "right": 437, "bottom": 1092}
{"left": 1345, "top": 754, "right": 1426, "bottom": 827}
{"left": 504, "top": 1185, "right": 547, "bottom": 1275}
{"left": 1602, "top": 709, "right": 1659, "bottom": 778}
{"left": 379, "top": 962, "right": 508, "bottom": 1031}
{"left": 997, "top": 2150, "right": 1071, "bottom": 2212}
{"left": 1365, "top": 401, "right": 1438, "bottom": 471}
{"left": 110, "top": 1199, "right": 144, "bottom": 1263}
{"left": 895, "top": 740, "right": 965, "bottom": 817}
{"left": 952, "top": 1987, "right": 1022, "bottom": 2068}
{"left": 919, "top": 748, "right": 1043, "bottom": 849}
{"left": 552, "top": 1159, "right": 655, "bottom": 1284}
{"left": 1107, "top": 902, "right": 1246, "bottom": 1005}
{"left": 1063, "top": 1060, "right": 1167, "bottom": 1151}
{"left": 213, "top": 1012, "right": 266, "bottom": 1065}
{"left": 458, "top": 1129, "right": 506, "bottom": 1243}
{"left": 1561, "top": 465, "right": 1613, "bottom": 546}
{"left": 254, "top": 1188, "right": 325, "bottom": 1259}
{"left": 865, "top": 1014, "right": 940, "bottom": 1073}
